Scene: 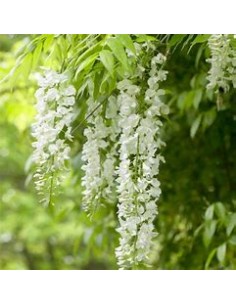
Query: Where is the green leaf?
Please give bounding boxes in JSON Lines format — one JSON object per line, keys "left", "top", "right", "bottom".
{"left": 93, "top": 71, "right": 103, "bottom": 100}
{"left": 32, "top": 42, "right": 42, "bottom": 69}
{"left": 216, "top": 243, "right": 226, "bottom": 263}
{"left": 202, "top": 109, "right": 217, "bottom": 130}
{"left": 107, "top": 74, "right": 117, "bottom": 94}
{"left": 228, "top": 235, "right": 236, "bottom": 246}
{"left": 99, "top": 50, "right": 114, "bottom": 76}
{"left": 205, "top": 205, "right": 214, "bottom": 221}
{"left": 182, "top": 35, "right": 195, "bottom": 51}
{"left": 191, "top": 34, "right": 211, "bottom": 46}
{"left": 227, "top": 223, "right": 235, "bottom": 237}
{"left": 58, "top": 36, "right": 69, "bottom": 57}
{"left": 75, "top": 41, "right": 102, "bottom": 67}
{"left": 205, "top": 248, "right": 217, "bottom": 269}
{"left": 43, "top": 35, "right": 54, "bottom": 52}
{"left": 75, "top": 53, "right": 98, "bottom": 78}
{"left": 177, "top": 92, "right": 187, "bottom": 111}
{"left": 116, "top": 34, "right": 136, "bottom": 55}
{"left": 107, "top": 38, "right": 129, "bottom": 70}
{"left": 226, "top": 213, "right": 236, "bottom": 236}
{"left": 169, "top": 34, "right": 187, "bottom": 47}
{"left": 135, "top": 34, "right": 157, "bottom": 43}
{"left": 203, "top": 220, "right": 217, "bottom": 247}
{"left": 195, "top": 44, "right": 205, "bottom": 68}
{"left": 190, "top": 114, "right": 202, "bottom": 138}
{"left": 214, "top": 202, "right": 226, "bottom": 221}
{"left": 193, "top": 89, "right": 202, "bottom": 109}
{"left": 188, "top": 35, "right": 211, "bottom": 53}
{"left": 99, "top": 72, "right": 110, "bottom": 94}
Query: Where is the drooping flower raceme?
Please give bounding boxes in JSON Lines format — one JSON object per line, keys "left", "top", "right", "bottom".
{"left": 207, "top": 34, "right": 236, "bottom": 92}
{"left": 103, "top": 95, "right": 121, "bottom": 201}
{"left": 32, "top": 70, "right": 76, "bottom": 206}
{"left": 81, "top": 98, "right": 110, "bottom": 216}
{"left": 115, "top": 53, "right": 168, "bottom": 269}
{"left": 80, "top": 46, "right": 168, "bottom": 268}
{"left": 81, "top": 94, "right": 122, "bottom": 217}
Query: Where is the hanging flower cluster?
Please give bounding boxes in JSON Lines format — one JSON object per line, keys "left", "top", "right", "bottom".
{"left": 207, "top": 34, "right": 236, "bottom": 92}
{"left": 81, "top": 50, "right": 168, "bottom": 268}
{"left": 31, "top": 39, "right": 168, "bottom": 269}
{"left": 82, "top": 98, "right": 109, "bottom": 215}
{"left": 115, "top": 53, "right": 168, "bottom": 269}
{"left": 32, "top": 69, "right": 76, "bottom": 206}
{"left": 81, "top": 95, "right": 120, "bottom": 216}
{"left": 29, "top": 34, "right": 236, "bottom": 269}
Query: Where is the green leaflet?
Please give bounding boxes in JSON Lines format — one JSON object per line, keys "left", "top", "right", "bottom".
{"left": 99, "top": 50, "right": 114, "bottom": 77}
{"left": 75, "top": 53, "right": 99, "bottom": 78}
{"left": 204, "top": 205, "right": 214, "bottom": 221}
{"left": 214, "top": 202, "right": 226, "bottom": 221}
{"left": 216, "top": 243, "right": 226, "bottom": 264}
{"left": 229, "top": 235, "right": 236, "bottom": 246}
{"left": 203, "top": 220, "right": 217, "bottom": 247}
{"left": 116, "top": 34, "right": 136, "bottom": 55}
{"left": 193, "top": 89, "right": 202, "bottom": 110}
{"left": 107, "top": 37, "right": 130, "bottom": 71}
{"left": 191, "top": 34, "right": 211, "bottom": 46}
{"left": 43, "top": 34, "right": 54, "bottom": 52}
{"left": 168, "top": 34, "right": 187, "bottom": 47}
{"left": 32, "top": 42, "right": 42, "bottom": 69}
{"left": 190, "top": 114, "right": 202, "bottom": 138}
{"left": 205, "top": 248, "right": 217, "bottom": 269}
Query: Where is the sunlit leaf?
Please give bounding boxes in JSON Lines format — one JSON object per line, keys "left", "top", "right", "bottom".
{"left": 99, "top": 50, "right": 114, "bottom": 77}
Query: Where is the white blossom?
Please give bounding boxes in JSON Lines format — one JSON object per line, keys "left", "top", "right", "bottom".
{"left": 32, "top": 69, "right": 76, "bottom": 206}
{"left": 115, "top": 54, "right": 168, "bottom": 269}
{"left": 207, "top": 34, "right": 236, "bottom": 92}
{"left": 81, "top": 96, "right": 119, "bottom": 216}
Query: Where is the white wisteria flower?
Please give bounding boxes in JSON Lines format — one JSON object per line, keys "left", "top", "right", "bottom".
{"left": 207, "top": 34, "right": 236, "bottom": 92}
{"left": 81, "top": 96, "right": 119, "bottom": 216}
{"left": 32, "top": 69, "right": 76, "bottom": 206}
{"left": 80, "top": 46, "right": 168, "bottom": 268}
{"left": 115, "top": 54, "right": 168, "bottom": 269}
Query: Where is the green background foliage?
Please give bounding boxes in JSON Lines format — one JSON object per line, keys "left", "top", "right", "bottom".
{"left": 0, "top": 34, "right": 235, "bottom": 269}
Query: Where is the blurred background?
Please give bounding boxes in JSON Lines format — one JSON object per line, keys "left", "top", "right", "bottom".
{"left": 0, "top": 34, "right": 236, "bottom": 269}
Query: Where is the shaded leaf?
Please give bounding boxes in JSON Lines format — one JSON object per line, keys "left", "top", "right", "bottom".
{"left": 202, "top": 108, "right": 217, "bottom": 129}
{"left": 205, "top": 205, "right": 214, "bottom": 221}
{"left": 193, "top": 89, "right": 202, "bottom": 109}
{"left": 214, "top": 202, "right": 226, "bottom": 221}
{"left": 228, "top": 235, "right": 236, "bottom": 246}
{"left": 191, "top": 34, "right": 211, "bottom": 46}
{"left": 203, "top": 220, "right": 217, "bottom": 247}
{"left": 216, "top": 243, "right": 226, "bottom": 263}
{"left": 205, "top": 248, "right": 217, "bottom": 269}
{"left": 190, "top": 114, "right": 202, "bottom": 138}
{"left": 226, "top": 213, "right": 236, "bottom": 236}
{"left": 169, "top": 34, "right": 187, "bottom": 47}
